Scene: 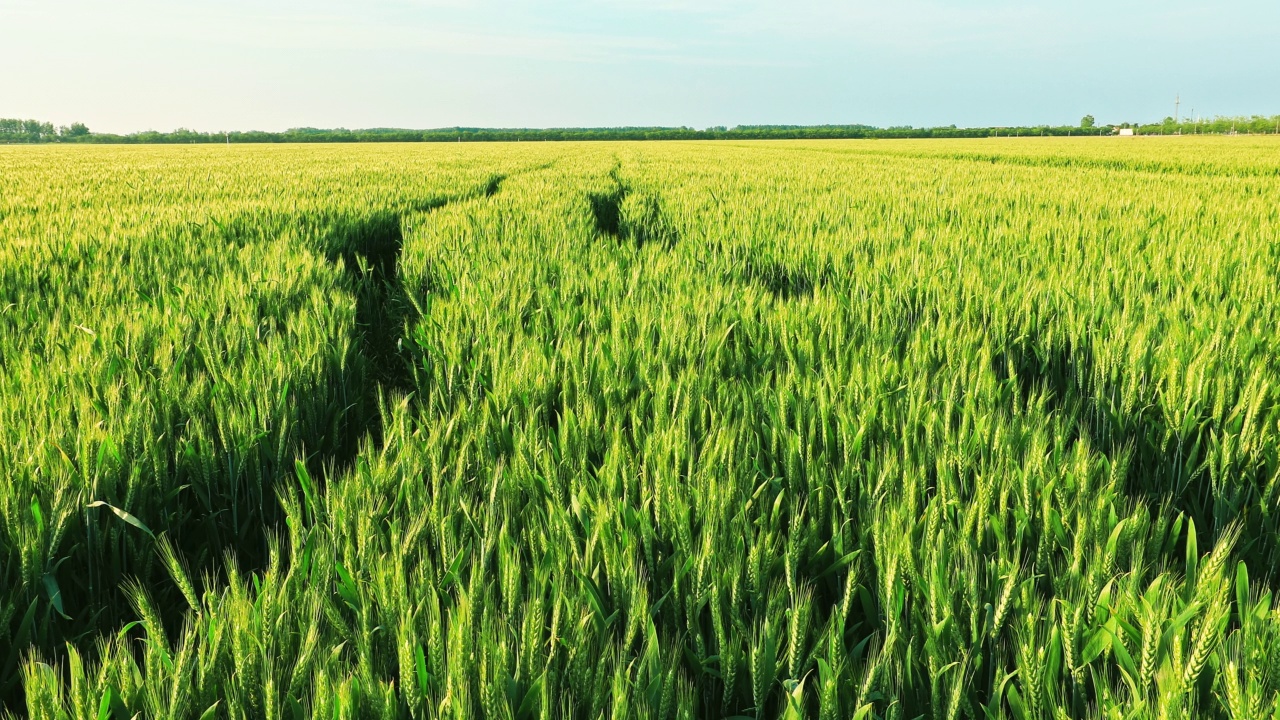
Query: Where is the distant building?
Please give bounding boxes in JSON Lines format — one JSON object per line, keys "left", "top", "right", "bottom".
{"left": 1118, "top": 128, "right": 1135, "bottom": 136}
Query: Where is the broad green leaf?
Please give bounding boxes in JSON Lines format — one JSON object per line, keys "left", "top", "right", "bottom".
{"left": 415, "top": 644, "right": 431, "bottom": 696}
{"left": 87, "top": 501, "right": 155, "bottom": 538}
{"left": 97, "top": 688, "right": 113, "bottom": 720}
{"left": 30, "top": 497, "right": 44, "bottom": 533}
{"left": 334, "top": 561, "right": 360, "bottom": 608}
{"left": 1080, "top": 629, "right": 1111, "bottom": 667}
{"left": 295, "top": 460, "right": 317, "bottom": 519}
{"left": 42, "top": 573, "right": 69, "bottom": 619}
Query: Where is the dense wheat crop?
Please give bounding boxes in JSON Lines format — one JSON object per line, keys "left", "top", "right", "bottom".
{"left": 2, "top": 138, "right": 1280, "bottom": 719}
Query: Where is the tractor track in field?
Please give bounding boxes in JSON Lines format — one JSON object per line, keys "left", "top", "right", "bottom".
{"left": 0, "top": 170, "right": 523, "bottom": 714}
{"left": 323, "top": 168, "right": 525, "bottom": 473}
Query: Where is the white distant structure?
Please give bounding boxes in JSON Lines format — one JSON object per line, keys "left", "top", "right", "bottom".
{"left": 1118, "top": 128, "right": 1135, "bottom": 136}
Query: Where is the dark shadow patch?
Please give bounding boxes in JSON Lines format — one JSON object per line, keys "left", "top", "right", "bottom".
{"left": 994, "top": 333, "right": 1280, "bottom": 581}
{"left": 483, "top": 174, "right": 506, "bottom": 198}
{"left": 737, "top": 257, "right": 819, "bottom": 301}
{"left": 411, "top": 197, "right": 452, "bottom": 214}
{"left": 588, "top": 164, "right": 630, "bottom": 240}
{"left": 588, "top": 185, "right": 628, "bottom": 238}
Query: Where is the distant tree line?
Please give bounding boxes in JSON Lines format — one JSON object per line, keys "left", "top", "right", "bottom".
{"left": 3, "top": 116, "right": 1279, "bottom": 144}
{"left": 0, "top": 119, "right": 88, "bottom": 143}
{"left": 1129, "top": 115, "right": 1280, "bottom": 136}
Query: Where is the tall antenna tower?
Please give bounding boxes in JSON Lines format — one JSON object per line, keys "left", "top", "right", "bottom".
{"left": 1174, "top": 94, "right": 1180, "bottom": 124}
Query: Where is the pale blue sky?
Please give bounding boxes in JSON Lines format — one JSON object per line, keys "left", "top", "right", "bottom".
{"left": 2, "top": 0, "right": 1276, "bottom": 133}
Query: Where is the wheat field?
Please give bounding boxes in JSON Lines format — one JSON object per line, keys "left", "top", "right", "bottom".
{"left": 2, "top": 138, "right": 1280, "bottom": 719}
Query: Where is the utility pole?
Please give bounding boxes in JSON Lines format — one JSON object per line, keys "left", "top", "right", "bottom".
{"left": 1174, "top": 93, "right": 1180, "bottom": 124}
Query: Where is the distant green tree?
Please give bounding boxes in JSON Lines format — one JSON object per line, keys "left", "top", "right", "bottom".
{"left": 61, "top": 122, "right": 90, "bottom": 137}
{"left": 1081, "top": 115, "right": 1095, "bottom": 129}
{"left": 0, "top": 118, "right": 55, "bottom": 142}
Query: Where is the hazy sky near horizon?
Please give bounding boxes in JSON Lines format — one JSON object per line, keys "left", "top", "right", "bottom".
{"left": 2, "top": 0, "right": 1276, "bottom": 133}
